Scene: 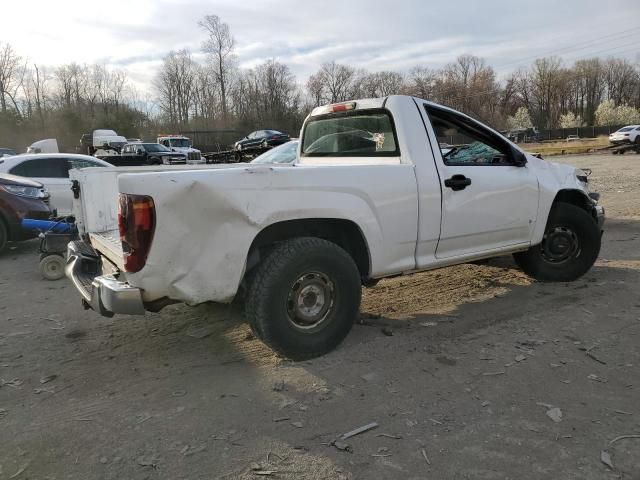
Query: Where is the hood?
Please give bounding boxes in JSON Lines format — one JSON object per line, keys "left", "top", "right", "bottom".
{"left": 170, "top": 146, "right": 199, "bottom": 151}
{"left": 525, "top": 154, "right": 588, "bottom": 190}
{"left": 0, "top": 173, "right": 44, "bottom": 188}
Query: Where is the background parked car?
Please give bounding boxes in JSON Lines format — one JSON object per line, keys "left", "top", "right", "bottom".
{"left": 609, "top": 125, "right": 640, "bottom": 145}
{"left": 234, "top": 130, "right": 290, "bottom": 152}
{"left": 566, "top": 134, "right": 581, "bottom": 142}
{"left": 117, "top": 143, "right": 187, "bottom": 166}
{"left": 0, "top": 154, "right": 112, "bottom": 215}
{"left": 0, "top": 148, "right": 16, "bottom": 158}
{"left": 0, "top": 173, "right": 51, "bottom": 253}
{"left": 250, "top": 140, "right": 299, "bottom": 165}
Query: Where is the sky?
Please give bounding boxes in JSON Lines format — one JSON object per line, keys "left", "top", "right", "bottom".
{"left": 3, "top": 0, "right": 640, "bottom": 92}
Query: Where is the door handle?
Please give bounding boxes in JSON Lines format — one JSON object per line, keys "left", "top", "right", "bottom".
{"left": 444, "top": 174, "right": 472, "bottom": 191}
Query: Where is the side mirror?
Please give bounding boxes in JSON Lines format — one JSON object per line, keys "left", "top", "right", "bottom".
{"left": 512, "top": 149, "right": 528, "bottom": 167}
{"left": 136, "top": 149, "right": 145, "bottom": 155}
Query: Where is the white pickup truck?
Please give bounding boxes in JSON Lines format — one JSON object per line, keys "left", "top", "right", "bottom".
{"left": 66, "top": 96, "right": 604, "bottom": 359}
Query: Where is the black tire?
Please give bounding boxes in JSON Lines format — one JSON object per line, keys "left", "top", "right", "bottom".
{"left": 245, "top": 237, "right": 361, "bottom": 360}
{"left": 514, "top": 202, "right": 600, "bottom": 282}
{"left": 0, "top": 220, "right": 7, "bottom": 254}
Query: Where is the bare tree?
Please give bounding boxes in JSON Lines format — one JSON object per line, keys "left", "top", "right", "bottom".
{"left": 404, "top": 67, "right": 436, "bottom": 98}
{"left": 199, "top": 15, "right": 235, "bottom": 120}
{"left": 306, "top": 72, "right": 325, "bottom": 107}
{"left": 312, "top": 62, "right": 356, "bottom": 103}
{"left": 154, "top": 50, "right": 198, "bottom": 127}
{"left": 604, "top": 58, "right": 637, "bottom": 106}
{"left": 0, "top": 43, "right": 26, "bottom": 114}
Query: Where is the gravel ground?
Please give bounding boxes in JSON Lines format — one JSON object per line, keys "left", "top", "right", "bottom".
{"left": 1, "top": 153, "right": 639, "bottom": 479}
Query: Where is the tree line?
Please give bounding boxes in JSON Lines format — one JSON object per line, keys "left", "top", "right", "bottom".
{"left": 1, "top": 15, "right": 640, "bottom": 151}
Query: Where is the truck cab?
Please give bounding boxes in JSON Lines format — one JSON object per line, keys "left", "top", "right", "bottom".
{"left": 116, "top": 143, "right": 187, "bottom": 166}
{"left": 157, "top": 135, "right": 205, "bottom": 164}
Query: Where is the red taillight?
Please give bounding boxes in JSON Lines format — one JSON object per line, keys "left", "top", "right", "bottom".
{"left": 330, "top": 102, "right": 356, "bottom": 113}
{"left": 118, "top": 193, "right": 155, "bottom": 273}
{"left": 315, "top": 102, "right": 357, "bottom": 115}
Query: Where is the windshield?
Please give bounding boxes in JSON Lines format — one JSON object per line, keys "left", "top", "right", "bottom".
{"left": 617, "top": 127, "right": 634, "bottom": 132}
{"left": 251, "top": 141, "right": 298, "bottom": 164}
{"left": 142, "top": 143, "right": 171, "bottom": 152}
{"left": 169, "top": 138, "right": 191, "bottom": 148}
{"left": 302, "top": 110, "right": 398, "bottom": 156}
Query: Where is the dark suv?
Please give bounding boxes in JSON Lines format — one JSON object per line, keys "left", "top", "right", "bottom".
{"left": 0, "top": 173, "right": 51, "bottom": 253}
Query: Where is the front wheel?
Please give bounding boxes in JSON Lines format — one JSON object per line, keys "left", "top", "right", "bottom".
{"left": 245, "top": 237, "right": 361, "bottom": 360}
{"left": 514, "top": 202, "right": 601, "bottom": 282}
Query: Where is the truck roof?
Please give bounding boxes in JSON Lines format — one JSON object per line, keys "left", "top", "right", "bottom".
{"left": 309, "top": 95, "right": 468, "bottom": 118}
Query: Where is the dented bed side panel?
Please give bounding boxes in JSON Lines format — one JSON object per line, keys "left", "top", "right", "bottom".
{"left": 117, "top": 164, "right": 419, "bottom": 304}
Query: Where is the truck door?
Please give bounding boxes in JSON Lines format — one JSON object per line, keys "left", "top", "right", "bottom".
{"left": 420, "top": 103, "right": 539, "bottom": 259}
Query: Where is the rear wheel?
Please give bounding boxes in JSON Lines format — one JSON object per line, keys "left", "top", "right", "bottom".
{"left": 514, "top": 203, "right": 600, "bottom": 282}
{"left": 245, "top": 237, "right": 361, "bottom": 360}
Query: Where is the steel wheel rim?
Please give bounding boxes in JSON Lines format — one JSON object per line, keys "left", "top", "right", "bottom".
{"left": 286, "top": 271, "right": 335, "bottom": 332}
{"left": 541, "top": 226, "right": 580, "bottom": 264}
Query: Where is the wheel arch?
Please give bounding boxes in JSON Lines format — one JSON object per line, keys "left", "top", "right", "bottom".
{"left": 246, "top": 218, "right": 371, "bottom": 281}
{"left": 552, "top": 189, "right": 594, "bottom": 214}
{"left": 532, "top": 188, "right": 597, "bottom": 246}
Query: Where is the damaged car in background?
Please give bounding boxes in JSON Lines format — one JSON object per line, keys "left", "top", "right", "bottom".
{"left": 65, "top": 95, "right": 604, "bottom": 360}
{"left": 0, "top": 173, "right": 50, "bottom": 253}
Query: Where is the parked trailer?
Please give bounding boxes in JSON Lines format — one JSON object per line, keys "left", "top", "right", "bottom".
{"left": 596, "top": 143, "right": 640, "bottom": 155}
{"left": 202, "top": 144, "right": 273, "bottom": 163}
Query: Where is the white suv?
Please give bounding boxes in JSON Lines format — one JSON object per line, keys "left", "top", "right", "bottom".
{"left": 609, "top": 125, "right": 640, "bottom": 145}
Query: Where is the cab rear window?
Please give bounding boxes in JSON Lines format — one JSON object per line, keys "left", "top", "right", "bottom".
{"left": 302, "top": 110, "right": 399, "bottom": 157}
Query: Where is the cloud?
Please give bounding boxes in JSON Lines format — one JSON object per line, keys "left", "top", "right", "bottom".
{"left": 2, "top": 0, "right": 639, "bottom": 91}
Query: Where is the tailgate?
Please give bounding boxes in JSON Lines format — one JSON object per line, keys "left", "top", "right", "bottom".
{"left": 70, "top": 167, "right": 123, "bottom": 235}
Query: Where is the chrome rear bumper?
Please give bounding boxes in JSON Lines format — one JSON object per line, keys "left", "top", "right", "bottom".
{"left": 65, "top": 241, "right": 145, "bottom": 316}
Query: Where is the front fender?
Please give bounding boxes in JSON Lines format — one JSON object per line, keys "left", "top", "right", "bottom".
{"left": 529, "top": 155, "right": 595, "bottom": 245}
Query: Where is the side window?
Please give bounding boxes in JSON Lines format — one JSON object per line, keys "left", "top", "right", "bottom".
{"left": 9, "top": 158, "right": 69, "bottom": 178}
{"left": 69, "top": 158, "right": 104, "bottom": 170}
{"left": 425, "top": 106, "right": 512, "bottom": 166}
